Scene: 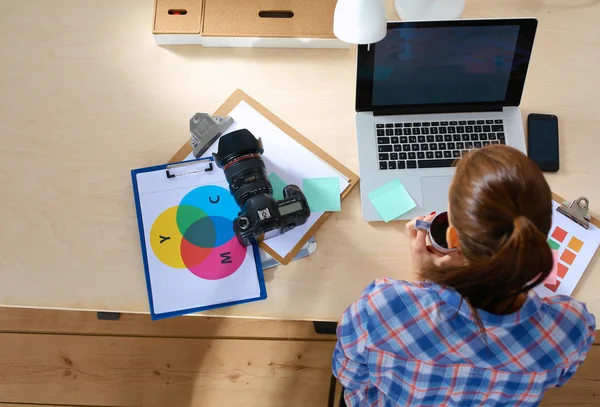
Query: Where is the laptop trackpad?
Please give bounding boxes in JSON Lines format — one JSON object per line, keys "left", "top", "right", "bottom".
{"left": 420, "top": 176, "right": 452, "bottom": 213}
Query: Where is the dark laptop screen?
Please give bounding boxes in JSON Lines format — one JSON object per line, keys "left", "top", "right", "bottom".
{"left": 373, "top": 26, "right": 519, "bottom": 106}
{"left": 356, "top": 19, "right": 538, "bottom": 113}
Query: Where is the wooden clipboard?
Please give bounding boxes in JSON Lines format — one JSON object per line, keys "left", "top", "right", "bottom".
{"left": 553, "top": 193, "right": 600, "bottom": 229}
{"left": 169, "top": 89, "right": 359, "bottom": 265}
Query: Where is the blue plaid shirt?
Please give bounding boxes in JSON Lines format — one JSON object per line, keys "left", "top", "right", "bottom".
{"left": 333, "top": 279, "right": 595, "bottom": 406}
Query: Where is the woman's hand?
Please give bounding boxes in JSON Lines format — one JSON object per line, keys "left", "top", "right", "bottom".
{"left": 405, "top": 213, "right": 464, "bottom": 277}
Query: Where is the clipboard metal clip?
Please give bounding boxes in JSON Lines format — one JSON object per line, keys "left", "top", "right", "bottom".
{"left": 189, "top": 113, "right": 234, "bottom": 158}
{"left": 558, "top": 197, "right": 591, "bottom": 229}
{"left": 166, "top": 158, "right": 214, "bottom": 179}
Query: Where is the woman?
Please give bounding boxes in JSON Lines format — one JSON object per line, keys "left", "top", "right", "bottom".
{"left": 333, "top": 145, "right": 595, "bottom": 406}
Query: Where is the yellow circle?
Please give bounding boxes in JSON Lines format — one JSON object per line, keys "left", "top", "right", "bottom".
{"left": 150, "top": 206, "right": 185, "bottom": 268}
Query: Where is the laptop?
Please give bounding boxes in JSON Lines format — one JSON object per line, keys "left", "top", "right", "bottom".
{"left": 356, "top": 18, "right": 538, "bottom": 221}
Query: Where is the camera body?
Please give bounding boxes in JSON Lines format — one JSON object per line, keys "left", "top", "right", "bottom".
{"left": 213, "top": 129, "right": 311, "bottom": 247}
{"left": 233, "top": 185, "right": 310, "bottom": 247}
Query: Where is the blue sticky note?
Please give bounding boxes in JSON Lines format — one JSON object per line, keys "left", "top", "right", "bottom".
{"left": 368, "top": 179, "right": 416, "bottom": 222}
{"left": 268, "top": 173, "right": 288, "bottom": 201}
{"left": 302, "top": 177, "right": 341, "bottom": 212}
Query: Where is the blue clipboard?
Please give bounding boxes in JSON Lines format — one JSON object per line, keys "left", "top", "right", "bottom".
{"left": 131, "top": 157, "right": 267, "bottom": 320}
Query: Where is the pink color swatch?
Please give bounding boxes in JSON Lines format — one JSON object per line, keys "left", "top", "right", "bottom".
{"left": 544, "top": 250, "right": 560, "bottom": 286}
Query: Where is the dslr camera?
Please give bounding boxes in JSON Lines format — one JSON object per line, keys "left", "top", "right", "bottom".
{"left": 213, "top": 129, "right": 311, "bottom": 247}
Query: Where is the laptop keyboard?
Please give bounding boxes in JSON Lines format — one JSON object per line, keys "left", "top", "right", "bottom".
{"left": 376, "top": 119, "right": 506, "bottom": 170}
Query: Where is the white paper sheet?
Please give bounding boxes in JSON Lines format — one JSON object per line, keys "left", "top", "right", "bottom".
{"left": 135, "top": 167, "right": 262, "bottom": 317}
{"left": 187, "top": 101, "right": 351, "bottom": 258}
{"left": 534, "top": 201, "right": 600, "bottom": 298}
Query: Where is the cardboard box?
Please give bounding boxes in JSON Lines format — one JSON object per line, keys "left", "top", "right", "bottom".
{"left": 153, "top": 0, "right": 348, "bottom": 48}
{"left": 153, "top": 0, "right": 203, "bottom": 34}
{"left": 202, "top": 0, "right": 336, "bottom": 38}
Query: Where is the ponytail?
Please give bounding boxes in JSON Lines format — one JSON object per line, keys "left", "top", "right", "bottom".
{"left": 511, "top": 216, "right": 554, "bottom": 293}
{"left": 420, "top": 215, "right": 553, "bottom": 332}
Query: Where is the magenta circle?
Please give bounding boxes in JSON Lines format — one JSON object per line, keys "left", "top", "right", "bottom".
{"left": 186, "top": 238, "right": 247, "bottom": 280}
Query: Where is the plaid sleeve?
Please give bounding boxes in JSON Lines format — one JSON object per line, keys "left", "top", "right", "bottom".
{"left": 332, "top": 280, "right": 378, "bottom": 391}
{"left": 557, "top": 301, "right": 596, "bottom": 387}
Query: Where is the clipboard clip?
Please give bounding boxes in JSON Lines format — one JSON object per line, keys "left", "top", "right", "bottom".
{"left": 166, "top": 158, "right": 214, "bottom": 179}
{"left": 558, "top": 197, "right": 591, "bottom": 229}
{"left": 190, "top": 113, "right": 234, "bottom": 158}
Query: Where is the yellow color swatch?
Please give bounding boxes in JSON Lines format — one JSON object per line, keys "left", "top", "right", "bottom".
{"left": 568, "top": 236, "right": 584, "bottom": 253}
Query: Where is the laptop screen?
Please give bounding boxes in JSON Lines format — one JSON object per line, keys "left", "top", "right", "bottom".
{"left": 356, "top": 19, "right": 538, "bottom": 113}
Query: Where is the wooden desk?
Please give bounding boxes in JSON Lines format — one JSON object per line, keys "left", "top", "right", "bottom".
{"left": 1, "top": 0, "right": 599, "bottom": 322}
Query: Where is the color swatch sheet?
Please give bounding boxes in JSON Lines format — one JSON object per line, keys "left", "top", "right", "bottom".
{"left": 534, "top": 201, "right": 600, "bottom": 298}
{"left": 189, "top": 101, "right": 351, "bottom": 258}
{"left": 132, "top": 162, "right": 266, "bottom": 320}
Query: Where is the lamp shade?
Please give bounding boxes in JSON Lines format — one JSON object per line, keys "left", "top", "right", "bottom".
{"left": 333, "top": 0, "right": 387, "bottom": 44}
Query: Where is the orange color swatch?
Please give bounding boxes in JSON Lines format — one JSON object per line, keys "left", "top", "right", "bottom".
{"left": 557, "top": 263, "right": 569, "bottom": 279}
{"left": 551, "top": 227, "right": 568, "bottom": 243}
{"left": 568, "top": 236, "right": 584, "bottom": 253}
{"left": 560, "top": 250, "right": 577, "bottom": 266}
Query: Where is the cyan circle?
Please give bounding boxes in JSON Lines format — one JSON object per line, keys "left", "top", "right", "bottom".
{"left": 180, "top": 185, "right": 239, "bottom": 221}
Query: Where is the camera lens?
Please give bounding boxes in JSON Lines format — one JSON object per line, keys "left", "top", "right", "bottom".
{"left": 213, "top": 129, "right": 273, "bottom": 206}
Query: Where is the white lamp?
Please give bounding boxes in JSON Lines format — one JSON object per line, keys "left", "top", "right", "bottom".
{"left": 394, "top": 0, "right": 465, "bottom": 21}
{"left": 333, "top": 0, "right": 387, "bottom": 44}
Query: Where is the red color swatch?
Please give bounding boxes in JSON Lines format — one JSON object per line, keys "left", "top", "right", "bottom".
{"left": 560, "top": 250, "right": 577, "bottom": 266}
{"left": 551, "top": 227, "right": 568, "bottom": 243}
{"left": 544, "top": 280, "right": 561, "bottom": 293}
{"left": 557, "top": 263, "right": 569, "bottom": 279}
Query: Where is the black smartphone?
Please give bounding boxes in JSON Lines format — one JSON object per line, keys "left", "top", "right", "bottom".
{"left": 527, "top": 113, "right": 560, "bottom": 172}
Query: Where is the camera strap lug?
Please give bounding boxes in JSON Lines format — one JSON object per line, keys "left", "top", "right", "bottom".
{"left": 189, "top": 113, "right": 234, "bottom": 158}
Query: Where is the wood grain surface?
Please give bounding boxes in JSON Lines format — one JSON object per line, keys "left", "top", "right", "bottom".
{"left": 1, "top": 0, "right": 599, "bottom": 321}
{"left": 0, "top": 308, "right": 598, "bottom": 407}
{"left": 0, "top": 307, "right": 334, "bottom": 340}
{"left": 0, "top": 307, "right": 600, "bottom": 407}
{"left": 0, "top": 333, "right": 335, "bottom": 407}
{"left": 0, "top": 405, "right": 75, "bottom": 407}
